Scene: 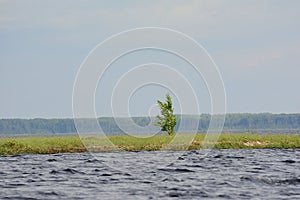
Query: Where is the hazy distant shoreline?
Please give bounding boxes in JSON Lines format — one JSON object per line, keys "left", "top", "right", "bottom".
{"left": 0, "top": 113, "right": 300, "bottom": 135}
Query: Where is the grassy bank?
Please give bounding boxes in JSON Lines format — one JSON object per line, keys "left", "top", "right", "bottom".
{"left": 0, "top": 134, "right": 299, "bottom": 155}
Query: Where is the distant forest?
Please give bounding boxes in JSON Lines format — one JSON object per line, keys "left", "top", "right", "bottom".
{"left": 0, "top": 113, "right": 300, "bottom": 135}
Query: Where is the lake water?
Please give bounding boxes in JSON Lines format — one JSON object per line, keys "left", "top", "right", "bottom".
{"left": 0, "top": 149, "right": 299, "bottom": 199}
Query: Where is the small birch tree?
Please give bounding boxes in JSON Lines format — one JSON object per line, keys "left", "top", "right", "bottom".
{"left": 155, "top": 94, "right": 177, "bottom": 135}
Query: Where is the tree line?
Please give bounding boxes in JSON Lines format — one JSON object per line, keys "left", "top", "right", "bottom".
{"left": 0, "top": 113, "right": 299, "bottom": 135}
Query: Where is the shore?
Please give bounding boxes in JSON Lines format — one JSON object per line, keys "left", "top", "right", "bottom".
{"left": 0, "top": 133, "right": 299, "bottom": 155}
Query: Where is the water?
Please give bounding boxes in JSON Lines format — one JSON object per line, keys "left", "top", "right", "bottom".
{"left": 0, "top": 149, "right": 299, "bottom": 199}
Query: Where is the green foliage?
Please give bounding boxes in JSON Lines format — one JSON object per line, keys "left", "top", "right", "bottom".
{"left": 155, "top": 94, "right": 177, "bottom": 135}
{"left": 0, "top": 137, "right": 86, "bottom": 155}
{"left": 0, "top": 134, "right": 299, "bottom": 155}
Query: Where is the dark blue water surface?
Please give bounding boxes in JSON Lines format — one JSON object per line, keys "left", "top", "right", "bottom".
{"left": 0, "top": 149, "right": 299, "bottom": 199}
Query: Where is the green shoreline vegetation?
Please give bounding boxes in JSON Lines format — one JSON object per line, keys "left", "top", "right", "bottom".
{"left": 0, "top": 134, "right": 299, "bottom": 155}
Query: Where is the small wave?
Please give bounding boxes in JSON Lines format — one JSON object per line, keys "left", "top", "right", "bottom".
{"left": 253, "top": 167, "right": 265, "bottom": 170}
{"left": 140, "top": 180, "right": 153, "bottom": 184}
{"left": 2, "top": 183, "right": 27, "bottom": 188}
{"left": 100, "top": 173, "right": 112, "bottom": 176}
{"left": 225, "top": 156, "right": 245, "bottom": 159}
{"left": 37, "top": 191, "right": 60, "bottom": 196}
{"left": 10, "top": 154, "right": 22, "bottom": 157}
{"left": 85, "top": 159, "right": 102, "bottom": 163}
{"left": 158, "top": 168, "right": 195, "bottom": 173}
{"left": 181, "top": 164, "right": 204, "bottom": 168}
{"left": 26, "top": 179, "right": 37, "bottom": 183}
{"left": 167, "top": 191, "right": 184, "bottom": 197}
{"left": 281, "top": 159, "right": 296, "bottom": 163}
{"left": 49, "top": 170, "right": 58, "bottom": 174}
{"left": 241, "top": 176, "right": 300, "bottom": 185}
{"left": 214, "top": 154, "right": 223, "bottom": 158}
{"left": 218, "top": 194, "right": 232, "bottom": 198}
{"left": 46, "top": 158, "right": 57, "bottom": 162}
{"left": 49, "top": 168, "right": 84, "bottom": 175}
{"left": 162, "top": 177, "right": 182, "bottom": 182}
{"left": 2, "top": 196, "right": 38, "bottom": 200}
{"left": 62, "top": 168, "right": 84, "bottom": 174}
{"left": 245, "top": 170, "right": 262, "bottom": 174}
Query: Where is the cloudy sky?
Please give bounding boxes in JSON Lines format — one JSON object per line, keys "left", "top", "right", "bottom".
{"left": 0, "top": 0, "right": 299, "bottom": 118}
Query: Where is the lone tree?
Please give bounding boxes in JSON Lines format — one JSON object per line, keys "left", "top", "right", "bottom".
{"left": 155, "top": 94, "right": 177, "bottom": 135}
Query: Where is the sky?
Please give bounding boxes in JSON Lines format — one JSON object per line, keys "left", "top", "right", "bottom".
{"left": 0, "top": 0, "right": 299, "bottom": 118}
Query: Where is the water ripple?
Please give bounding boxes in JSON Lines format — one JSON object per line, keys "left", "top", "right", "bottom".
{"left": 0, "top": 149, "right": 299, "bottom": 199}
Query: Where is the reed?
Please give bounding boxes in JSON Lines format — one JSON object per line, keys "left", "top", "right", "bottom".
{"left": 0, "top": 133, "right": 299, "bottom": 155}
